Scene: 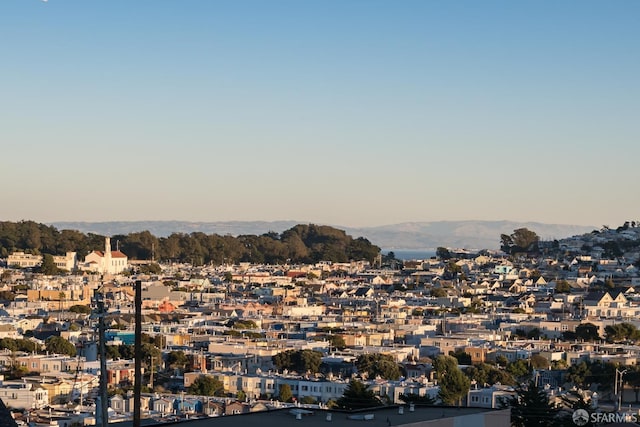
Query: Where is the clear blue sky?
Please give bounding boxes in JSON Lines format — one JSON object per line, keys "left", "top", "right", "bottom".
{"left": 1, "top": 0, "right": 638, "bottom": 228}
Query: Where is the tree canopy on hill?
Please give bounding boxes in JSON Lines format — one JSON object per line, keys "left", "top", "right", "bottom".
{"left": 500, "top": 228, "right": 540, "bottom": 255}
{"left": 0, "top": 221, "right": 380, "bottom": 265}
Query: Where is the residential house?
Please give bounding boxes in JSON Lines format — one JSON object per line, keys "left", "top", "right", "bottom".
{"left": 0, "top": 380, "right": 48, "bottom": 409}
{"left": 467, "top": 385, "right": 515, "bottom": 409}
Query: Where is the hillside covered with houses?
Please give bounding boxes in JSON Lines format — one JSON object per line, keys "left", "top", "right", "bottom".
{"left": 0, "top": 221, "right": 639, "bottom": 425}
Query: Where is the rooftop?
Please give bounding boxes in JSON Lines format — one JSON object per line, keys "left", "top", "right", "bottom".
{"left": 113, "top": 406, "right": 510, "bottom": 427}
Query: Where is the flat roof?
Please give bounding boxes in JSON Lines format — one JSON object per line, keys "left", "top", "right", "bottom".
{"left": 112, "top": 406, "right": 509, "bottom": 427}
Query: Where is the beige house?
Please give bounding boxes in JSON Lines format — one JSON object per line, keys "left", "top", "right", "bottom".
{"left": 7, "top": 252, "right": 42, "bottom": 268}
{"left": 584, "top": 291, "right": 640, "bottom": 318}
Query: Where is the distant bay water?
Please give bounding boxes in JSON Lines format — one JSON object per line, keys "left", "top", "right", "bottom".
{"left": 385, "top": 249, "right": 436, "bottom": 260}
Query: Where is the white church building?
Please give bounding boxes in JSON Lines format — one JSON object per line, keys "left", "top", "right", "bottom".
{"left": 82, "top": 237, "right": 128, "bottom": 274}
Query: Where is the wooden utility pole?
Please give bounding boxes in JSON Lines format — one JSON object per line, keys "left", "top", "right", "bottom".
{"left": 94, "top": 286, "right": 108, "bottom": 427}
{"left": 133, "top": 280, "right": 142, "bottom": 427}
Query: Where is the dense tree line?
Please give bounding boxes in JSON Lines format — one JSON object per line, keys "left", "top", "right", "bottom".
{"left": 0, "top": 221, "right": 103, "bottom": 259}
{"left": 0, "top": 221, "right": 380, "bottom": 265}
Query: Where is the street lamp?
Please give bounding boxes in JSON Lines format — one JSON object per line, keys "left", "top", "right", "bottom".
{"left": 615, "top": 368, "right": 627, "bottom": 412}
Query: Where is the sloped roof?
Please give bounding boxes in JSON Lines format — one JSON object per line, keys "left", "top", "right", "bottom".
{"left": 583, "top": 291, "right": 607, "bottom": 302}
{"left": 111, "top": 250, "right": 127, "bottom": 258}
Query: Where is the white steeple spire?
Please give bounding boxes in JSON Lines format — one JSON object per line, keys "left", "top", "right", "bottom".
{"left": 104, "top": 237, "right": 112, "bottom": 274}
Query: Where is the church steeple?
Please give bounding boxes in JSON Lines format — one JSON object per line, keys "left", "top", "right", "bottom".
{"left": 104, "top": 237, "right": 112, "bottom": 274}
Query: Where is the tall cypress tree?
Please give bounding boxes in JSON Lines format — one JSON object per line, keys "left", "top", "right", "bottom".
{"left": 509, "top": 381, "right": 559, "bottom": 427}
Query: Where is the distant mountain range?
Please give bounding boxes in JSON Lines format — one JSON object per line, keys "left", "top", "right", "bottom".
{"left": 50, "top": 220, "right": 596, "bottom": 251}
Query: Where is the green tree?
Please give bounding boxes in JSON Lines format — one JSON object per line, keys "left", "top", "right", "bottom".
{"left": 188, "top": 375, "right": 225, "bottom": 396}
{"left": 346, "top": 237, "right": 381, "bottom": 264}
{"left": 38, "top": 254, "right": 60, "bottom": 275}
{"left": 574, "top": 323, "right": 600, "bottom": 342}
{"left": 138, "top": 263, "right": 162, "bottom": 274}
{"left": 16, "top": 338, "right": 39, "bottom": 353}
{"left": 500, "top": 228, "right": 540, "bottom": 255}
{"left": 433, "top": 355, "right": 470, "bottom": 406}
{"left": 508, "top": 381, "right": 559, "bottom": 427}
{"left": 329, "top": 335, "right": 346, "bottom": 350}
{"left": 273, "top": 349, "right": 323, "bottom": 374}
{"left": 68, "top": 304, "right": 92, "bottom": 314}
{"left": 566, "top": 361, "right": 590, "bottom": 389}
{"left": 605, "top": 323, "right": 640, "bottom": 343}
{"left": 2, "top": 348, "right": 30, "bottom": 379}
{"left": 566, "top": 360, "right": 616, "bottom": 397}
{"left": 530, "top": 354, "right": 550, "bottom": 370}
{"left": 554, "top": 280, "right": 571, "bottom": 293}
{"left": 464, "top": 363, "right": 515, "bottom": 387}
{"left": 430, "top": 287, "right": 447, "bottom": 298}
{"left": 506, "top": 359, "right": 531, "bottom": 380}
{"left": 45, "top": 336, "right": 76, "bottom": 356}
{"left": 356, "top": 353, "right": 401, "bottom": 380}
{"left": 1, "top": 270, "right": 13, "bottom": 283}
{"left": 231, "top": 319, "right": 258, "bottom": 329}
{"left": 278, "top": 383, "right": 293, "bottom": 402}
{"left": 0, "top": 338, "right": 18, "bottom": 351}
{"left": 398, "top": 393, "right": 436, "bottom": 405}
{"left": 106, "top": 345, "right": 121, "bottom": 360}
{"left": 166, "top": 350, "right": 189, "bottom": 370}
{"left": 141, "top": 342, "right": 162, "bottom": 370}
{"left": 436, "top": 247, "right": 452, "bottom": 260}
{"left": 449, "top": 350, "right": 471, "bottom": 365}
{"left": 495, "top": 355, "right": 509, "bottom": 367}
{"left": 336, "top": 379, "right": 381, "bottom": 410}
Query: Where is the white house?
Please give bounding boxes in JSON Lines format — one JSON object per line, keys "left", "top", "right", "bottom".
{"left": 52, "top": 252, "right": 77, "bottom": 272}
{"left": 0, "top": 379, "right": 49, "bottom": 409}
{"left": 82, "top": 238, "right": 128, "bottom": 274}
{"left": 467, "top": 385, "right": 516, "bottom": 409}
{"left": 7, "top": 252, "right": 42, "bottom": 268}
